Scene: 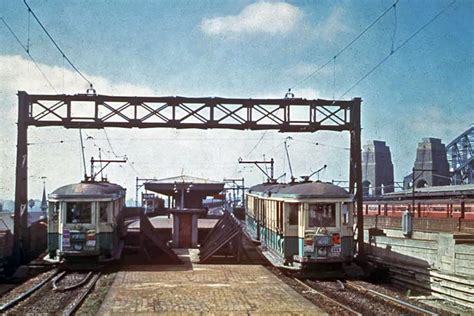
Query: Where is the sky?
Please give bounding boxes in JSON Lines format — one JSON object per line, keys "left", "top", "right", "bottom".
{"left": 0, "top": 0, "right": 472, "bottom": 202}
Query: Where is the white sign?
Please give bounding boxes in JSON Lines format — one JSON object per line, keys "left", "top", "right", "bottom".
{"left": 304, "top": 244, "right": 314, "bottom": 253}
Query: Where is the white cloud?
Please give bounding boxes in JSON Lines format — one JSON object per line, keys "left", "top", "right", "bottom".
{"left": 200, "top": 1, "right": 303, "bottom": 36}
{"left": 315, "top": 6, "right": 351, "bottom": 43}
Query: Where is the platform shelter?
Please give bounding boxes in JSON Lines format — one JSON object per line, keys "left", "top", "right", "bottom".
{"left": 143, "top": 175, "right": 225, "bottom": 248}
{"left": 144, "top": 175, "right": 224, "bottom": 210}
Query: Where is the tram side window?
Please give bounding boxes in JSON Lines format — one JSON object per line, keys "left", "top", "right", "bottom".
{"left": 308, "top": 203, "right": 336, "bottom": 227}
{"left": 99, "top": 202, "right": 108, "bottom": 222}
{"left": 341, "top": 203, "right": 349, "bottom": 225}
{"left": 66, "top": 202, "right": 92, "bottom": 224}
{"left": 289, "top": 204, "right": 298, "bottom": 225}
{"left": 49, "top": 202, "right": 59, "bottom": 221}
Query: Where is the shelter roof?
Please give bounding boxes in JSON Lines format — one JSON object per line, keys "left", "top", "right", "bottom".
{"left": 144, "top": 175, "right": 224, "bottom": 196}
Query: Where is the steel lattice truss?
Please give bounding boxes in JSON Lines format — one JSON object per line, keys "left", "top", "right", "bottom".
{"left": 26, "top": 94, "right": 359, "bottom": 132}
{"left": 447, "top": 126, "right": 474, "bottom": 184}
{"left": 14, "top": 91, "right": 364, "bottom": 262}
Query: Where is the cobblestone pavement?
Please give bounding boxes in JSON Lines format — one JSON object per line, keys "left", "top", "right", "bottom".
{"left": 98, "top": 263, "right": 324, "bottom": 315}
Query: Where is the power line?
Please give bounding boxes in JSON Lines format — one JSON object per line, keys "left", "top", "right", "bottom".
{"left": 340, "top": 0, "right": 456, "bottom": 98}
{"left": 101, "top": 129, "right": 142, "bottom": 176}
{"left": 245, "top": 131, "right": 268, "bottom": 158}
{"left": 1, "top": 17, "right": 57, "bottom": 92}
{"left": 103, "top": 129, "right": 120, "bottom": 158}
{"left": 23, "top": 0, "right": 94, "bottom": 88}
{"left": 291, "top": 0, "right": 399, "bottom": 90}
{"left": 390, "top": 2, "right": 398, "bottom": 54}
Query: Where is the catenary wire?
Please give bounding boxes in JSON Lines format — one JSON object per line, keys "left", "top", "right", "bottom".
{"left": 23, "top": 0, "right": 93, "bottom": 87}
{"left": 1, "top": 17, "right": 57, "bottom": 92}
{"left": 291, "top": 0, "right": 399, "bottom": 90}
{"left": 339, "top": 0, "right": 456, "bottom": 98}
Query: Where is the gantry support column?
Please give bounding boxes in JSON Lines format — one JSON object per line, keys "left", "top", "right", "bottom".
{"left": 350, "top": 98, "right": 364, "bottom": 258}
{"left": 14, "top": 91, "right": 29, "bottom": 263}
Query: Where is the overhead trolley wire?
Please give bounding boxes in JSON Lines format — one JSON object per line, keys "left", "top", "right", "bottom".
{"left": 339, "top": 0, "right": 456, "bottom": 98}
{"left": 23, "top": 0, "right": 94, "bottom": 88}
{"left": 103, "top": 129, "right": 121, "bottom": 158}
{"left": 291, "top": 0, "right": 399, "bottom": 90}
{"left": 1, "top": 17, "right": 57, "bottom": 92}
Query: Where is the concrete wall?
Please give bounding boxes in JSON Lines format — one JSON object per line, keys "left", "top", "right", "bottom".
{"left": 364, "top": 227, "right": 474, "bottom": 278}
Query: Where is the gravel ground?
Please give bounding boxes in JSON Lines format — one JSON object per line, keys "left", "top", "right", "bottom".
{"left": 5, "top": 272, "right": 93, "bottom": 314}
{"left": 309, "top": 280, "right": 430, "bottom": 315}
{"left": 265, "top": 266, "right": 355, "bottom": 315}
{"left": 350, "top": 280, "right": 454, "bottom": 316}
{"left": 74, "top": 272, "right": 117, "bottom": 315}
{"left": 265, "top": 265, "right": 456, "bottom": 316}
{"left": 0, "top": 269, "right": 57, "bottom": 306}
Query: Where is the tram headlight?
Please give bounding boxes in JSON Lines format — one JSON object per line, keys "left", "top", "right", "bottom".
{"left": 317, "top": 247, "right": 328, "bottom": 257}
{"left": 73, "top": 243, "right": 83, "bottom": 251}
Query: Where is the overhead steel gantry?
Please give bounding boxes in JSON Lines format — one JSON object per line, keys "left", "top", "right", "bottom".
{"left": 14, "top": 91, "right": 363, "bottom": 260}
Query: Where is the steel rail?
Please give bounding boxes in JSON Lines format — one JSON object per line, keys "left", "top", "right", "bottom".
{"left": 62, "top": 272, "right": 101, "bottom": 316}
{"left": 346, "top": 281, "right": 438, "bottom": 316}
{"left": 293, "top": 278, "right": 362, "bottom": 316}
{"left": 0, "top": 269, "right": 59, "bottom": 312}
{"left": 53, "top": 271, "right": 94, "bottom": 292}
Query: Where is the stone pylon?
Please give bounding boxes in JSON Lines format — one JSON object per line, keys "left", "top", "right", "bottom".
{"left": 412, "top": 138, "right": 450, "bottom": 187}
{"left": 362, "top": 140, "right": 394, "bottom": 196}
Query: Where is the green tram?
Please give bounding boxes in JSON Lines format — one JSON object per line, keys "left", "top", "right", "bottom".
{"left": 246, "top": 181, "right": 354, "bottom": 269}
{"left": 47, "top": 181, "right": 126, "bottom": 263}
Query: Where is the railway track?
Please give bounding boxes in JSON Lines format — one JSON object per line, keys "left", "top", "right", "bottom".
{"left": 293, "top": 278, "right": 362, "bottom": 315}
{"left": 345, "top": 281, "right": 438, "bottom": 316}
{"left": 0, "top": 270, "right": 101, "bottom": 315}
{"left": 298, "top": 278, "right": 440, "bottom": 315}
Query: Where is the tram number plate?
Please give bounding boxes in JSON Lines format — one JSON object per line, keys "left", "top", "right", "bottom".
{"left": 330, "top": 246, "right": 341, "bottom": 253}
{"left": 71, "top": 233, "right": 86, "bottom": 240}
{"left": 86, "top": 240, "right": 96, "bottom": 247}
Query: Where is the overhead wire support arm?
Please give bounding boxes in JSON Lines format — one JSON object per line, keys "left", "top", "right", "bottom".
{"left": 238, "top": 158, "right": 274, "bottom": 182}
{"left": 90, "top": 158, "right": 126, "bottom": 181}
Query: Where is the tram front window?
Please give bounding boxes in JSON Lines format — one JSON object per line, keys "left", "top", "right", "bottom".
{"left": 66, "top": 202, "right": 92, "bottom": 224}
{"left": 308, "top": 203, "right": 336, "bottom": 227}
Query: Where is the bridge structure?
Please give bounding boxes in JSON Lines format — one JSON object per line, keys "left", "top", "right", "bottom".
{"left": 13, "top": 91, "right": 363, "bottom": 261}
{"left": 447, "top": 125, "right": 474, "bottom": 185}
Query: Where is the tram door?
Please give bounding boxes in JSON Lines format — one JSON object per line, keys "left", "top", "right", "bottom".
{"left": 284, "top": 203, "right": 300, "bottom": 257}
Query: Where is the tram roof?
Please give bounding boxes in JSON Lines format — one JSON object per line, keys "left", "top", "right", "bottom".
{"left": 248, "top": 181, "right": 352, "bottom": 200}
{"left": 49, "top": 181, "right": 125, "bottom": 200}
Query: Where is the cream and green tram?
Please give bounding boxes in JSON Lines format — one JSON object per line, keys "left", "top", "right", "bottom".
{"left": 246, "top": 181, "right": 354, "bottom": 267}
{"left": 48, "top": 181, "right": 126, "bottom": 262}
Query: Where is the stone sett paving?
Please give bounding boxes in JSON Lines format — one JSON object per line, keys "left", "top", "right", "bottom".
{"left": 98, "top": 264, "right": 325, "bottom": 315}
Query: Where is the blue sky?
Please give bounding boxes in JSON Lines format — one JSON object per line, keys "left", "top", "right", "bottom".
{"left": 0, "top": 0, "right": 472, "bottom": 201}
